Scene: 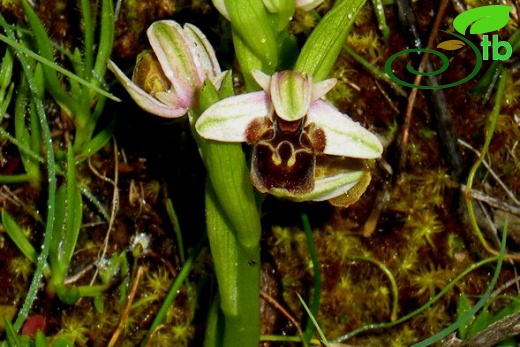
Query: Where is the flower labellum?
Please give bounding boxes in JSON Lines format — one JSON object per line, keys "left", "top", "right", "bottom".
{"left": 108, "top": 20, "right": 225, "bottom": 118}
{"left": 196, "top": 69, "right": 383, "bottom": 202}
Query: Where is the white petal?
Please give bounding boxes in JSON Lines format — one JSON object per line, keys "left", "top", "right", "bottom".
{"left": 108, "top": 60, "right": 188, "bottom": 118}
{"left": 311, "top": 78, "right": 337, "bottom": 100}
{"left": 307, "top": 100, "right": 383, "bottom": 158}
{"left": 196, "top": 91, "right": 272, "bottom": 142}
{"left": 252, "top": 69, "right": 272, "bottom": 91}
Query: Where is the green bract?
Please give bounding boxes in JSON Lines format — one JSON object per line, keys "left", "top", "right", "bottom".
{"left": 295, "top": 0, "right": 366, "bottom": 81}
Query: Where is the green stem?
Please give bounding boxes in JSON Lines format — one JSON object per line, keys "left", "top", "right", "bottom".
{"left": 0, "top": 173, "right": 32, "bottom": 184}
{"left": 349, "top": 256, "right": 399, "bottom": 321}
{"left": 141, "top": 237, "right": 206, "bottom": 346}
{"left": 331, "top": 256, "right": 499, "bottom": 343}
{"left": 193, "top": 78, "right": 262, "bottom": 346}
{"left": 80, "top": 0, "right": 93, "bottom": 79}
{"left": 165, "top": 198, "right": 185, "bottom": 263}
{"left": 301, "top": 214, "right": 321, "bottom": 343}
{"left": 410, "top": 223, "right": 507, "bottom": 347}
{"left": 205, "top": 183, "right": 260, "bottom": 347}
{"left": 0, "top": 127, "right": 45, "bottom": 164}
{"left": 465, "top": 69, "right": 509, "bottom": 256}
{"left": 192, "top": 78, "right": 261, "bottom": 248}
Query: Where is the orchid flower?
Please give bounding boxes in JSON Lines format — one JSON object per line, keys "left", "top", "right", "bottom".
{"left": 108, "top": 20, "right": 225, "bottom": 118}
{"left": 195, "top": 70, "right": 383, "bottom": 202}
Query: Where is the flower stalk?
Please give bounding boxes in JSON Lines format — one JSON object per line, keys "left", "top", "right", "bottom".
{"left": 110, "top": 20, "right": 262, "bottom": 346}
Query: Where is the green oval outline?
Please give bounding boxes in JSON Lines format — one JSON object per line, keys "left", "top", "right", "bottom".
{"left": 406, "top": 50, "right": 449, "bottom": 76}
{"left": 385, "top": 31, "right": 483, "bottom": 89}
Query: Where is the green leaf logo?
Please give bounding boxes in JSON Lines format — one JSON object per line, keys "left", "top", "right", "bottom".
{"left": 453, "top": 5, "right": 512, "bottom": 35}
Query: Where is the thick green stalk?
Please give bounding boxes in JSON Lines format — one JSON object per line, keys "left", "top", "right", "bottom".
{"left": 191, "top": 78, "right": 261, "bottom": 346}
{"left": 192, "top": 78, "right": 261, "bottom": 248}
{"left": 205, "top": 183, "right": 260, "bottom": 347}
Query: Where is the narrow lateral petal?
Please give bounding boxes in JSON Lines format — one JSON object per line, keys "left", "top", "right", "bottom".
{"left": 307, "top": 100, "right": 383, "bottom": 158}
{"left": 252, "top": 69, "right": 271, "bottom": 91}
{"left": 271, "top": 71, "right": 312, "bottom": 121}
{"left": 196, "top": 91, "right": 272, "bottom": 142}
{"left": 108, "top": 60, "right": 188, "bottom": 118}
{"left": 311, "top": 78, "right": 337, "bottom": 100}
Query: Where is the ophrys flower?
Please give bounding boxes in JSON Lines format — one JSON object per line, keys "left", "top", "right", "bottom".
{"left": 108, "top": 20, "right": 225, "bottom": 118}
{"left": 195, "top": 69, "right": 383, "bottom": 202}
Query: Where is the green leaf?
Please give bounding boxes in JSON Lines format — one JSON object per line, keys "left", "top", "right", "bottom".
{"left": 297, "top": 293, "right": 330, "bottom": 347}
{"left": 3, "top": 317, "right": 21, "bottom": 347}
{"left": 0, "top": 49, "right": 13, "bottom": 93}
{"left": 0, "top": 32, "right": 120, "bottom": 102}
{"left": 34, "top": 331, "right": 49, "bottom": 347}
{"left": 453, "top": 5, "right": 512, "bottom": 35}
{"left": 295, "top": 0, "right": 366, "bottom": 81}
{"left": 79, "top": 0, "right": 93, "bottom": 79}
{"left": 14, "top": 68, "right": 42, "bottom": 188}
{"left": 93, "top": 0, "right": 115, "bottom": 83}
{"left": 20, "top": 0, "right": 74, "bottom": 112}
{"left": 456, "top": 293, "right": 472, "bottom": 339}
{"left": 467, "top": 308, "right": 490, "bottom": 338}
{"left": 75, "top": 113, "right": 115, "bottom": 160}
{"left": 265, "top": 0, "right": 296, "bottom": 32}
{"left": 0, "top": 11, "right": 58, "bottom": 333}
{"left": 49, "top": 145, "right": 82, "bottom": 294}
{"left": 51, "top": 335, "right": 74, "bottom": 347}
{"left": 1, "top": 210, "right": 38, "bottom": 264}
